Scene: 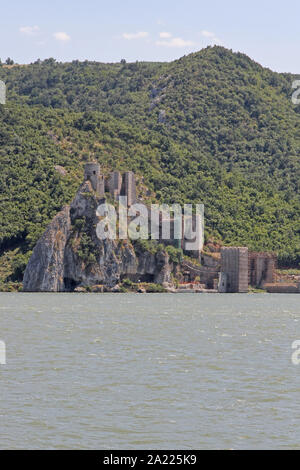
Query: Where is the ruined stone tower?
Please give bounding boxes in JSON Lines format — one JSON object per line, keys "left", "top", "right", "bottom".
{"left": 83, "top": 163, "right": 136, "bottom": 206}
{"left": 220, "top": 247, "right": 248, "bottom": 293}
{"left": 84, "top": 162, "right": 104, "bottom": 196}
{"left": 106, "top": 170, "right": 137, "bottom": 206}
{"left": 107, "top": 171, "right": 122, "bottom": 200}
{"left": 248, "top": 252, "right": 276, "bottom": 287}
{"left": 122, "top": 171, "right": 136, "bottom": 207}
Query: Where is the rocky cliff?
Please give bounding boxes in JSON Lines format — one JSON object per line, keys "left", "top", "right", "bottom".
{"left": 23, "top": 181, "right": 172, "bottom": 292}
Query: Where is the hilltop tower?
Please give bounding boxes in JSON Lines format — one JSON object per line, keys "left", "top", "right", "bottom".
{"left": 108, "top": 171, "right": 122, "bottom": 200}
{"left": 122, "top": 171, "right": 136, "bottom": 207}
{"left": 84, "top": 162, "right": 104, "bottom": 196}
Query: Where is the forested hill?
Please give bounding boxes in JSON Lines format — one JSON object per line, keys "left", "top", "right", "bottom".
{"left": 0, "top": 46, "right": 299, "bottom": 286}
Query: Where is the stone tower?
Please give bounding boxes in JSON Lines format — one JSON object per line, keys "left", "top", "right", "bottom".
{"left": 84, "top": 162, "right": 104, "bottom": 196}
{"left": 248, "top": 252, "right": 276, "bottom": 287}
{"left": 220, "top": 247, "right": 248, "bottom": 293}
{"left": 108, "top": 171, "right": 122, "bottom": 200}
{"left": 122, "top": 171, "right": 136, "bottom": 207}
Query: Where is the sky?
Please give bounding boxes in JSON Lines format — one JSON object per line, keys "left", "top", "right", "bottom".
{"left": 0, "top": 0, "right": 299, "bottom": 73}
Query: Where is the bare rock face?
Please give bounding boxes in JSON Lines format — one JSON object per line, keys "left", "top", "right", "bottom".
{"left": 23, "top": 181, "right": 172, "bottom": 292}
{"left": 23, "top": 206, "right": 71, "bottom": 292}
{"left": 136, "top": 249, "right": 171, "bottom": 284}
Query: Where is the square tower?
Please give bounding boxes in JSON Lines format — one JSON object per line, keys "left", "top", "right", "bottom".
{"left": 108, "top": 171, "right": 122, "bottom": 200}
{"left": 220, "top": 247, "right": 248, "bottom": 293}
{"left": 122, "top": 171, "right": 136, "bottom": 207}
{"left": 84, "top": 162, "right": 104, "bottom": 196}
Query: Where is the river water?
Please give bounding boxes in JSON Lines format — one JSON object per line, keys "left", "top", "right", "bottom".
{"left": 0, "top": 292, "right": 300, "bottom": 449}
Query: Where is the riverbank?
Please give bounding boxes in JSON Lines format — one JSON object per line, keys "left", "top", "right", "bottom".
{"left": 1, "top": 268, "right": 299, "bottom": 293}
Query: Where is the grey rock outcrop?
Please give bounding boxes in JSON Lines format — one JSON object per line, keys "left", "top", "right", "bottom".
{"left": 23, "top": 206, "right": 71, "bottom": 292}
{"left": 23, "top": 180, "right": 172, "bottom": 292}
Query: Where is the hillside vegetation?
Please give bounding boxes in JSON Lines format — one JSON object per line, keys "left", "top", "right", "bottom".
{"left": 0, "top": 46, "right": 299, "bottom": 287}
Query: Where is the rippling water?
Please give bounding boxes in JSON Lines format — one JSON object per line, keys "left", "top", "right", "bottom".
{"left": 0, "top": 292, "right": 300, "bottom": 449}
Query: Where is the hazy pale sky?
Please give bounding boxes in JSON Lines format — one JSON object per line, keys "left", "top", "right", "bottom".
{"left": 1, "top": 0, "right": 299, "bottom": 73}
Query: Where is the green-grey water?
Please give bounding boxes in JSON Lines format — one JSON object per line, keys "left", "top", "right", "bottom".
{"left": 0, "top": 292, "right": 300, "bottom": 449}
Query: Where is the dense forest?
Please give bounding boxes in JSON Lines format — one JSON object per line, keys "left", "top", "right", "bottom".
{"left": 0, "top": 46, "right": 299, "bottom": 288}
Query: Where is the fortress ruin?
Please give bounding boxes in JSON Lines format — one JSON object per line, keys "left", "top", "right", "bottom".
{"left": 82, "top": 163, "right": 279, "bottom": 293}
{"left": 84, "top": 162, "right": 136, "bottom": 206}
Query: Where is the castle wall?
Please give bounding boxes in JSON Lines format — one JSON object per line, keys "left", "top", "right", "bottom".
{"left": 122, "top": 171, "right": 136, "bottom": 207}
{"left": 149, "top": 211, "right": 203, "bottom": 260}
{"left": 248, "top": 252, "right": 276, "bottom": 287}
{"left": 108, "top": 171, "right": 122, "bottom": 200}
{"left": 98, "top": 176, "right": 105, "bottom": 196}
